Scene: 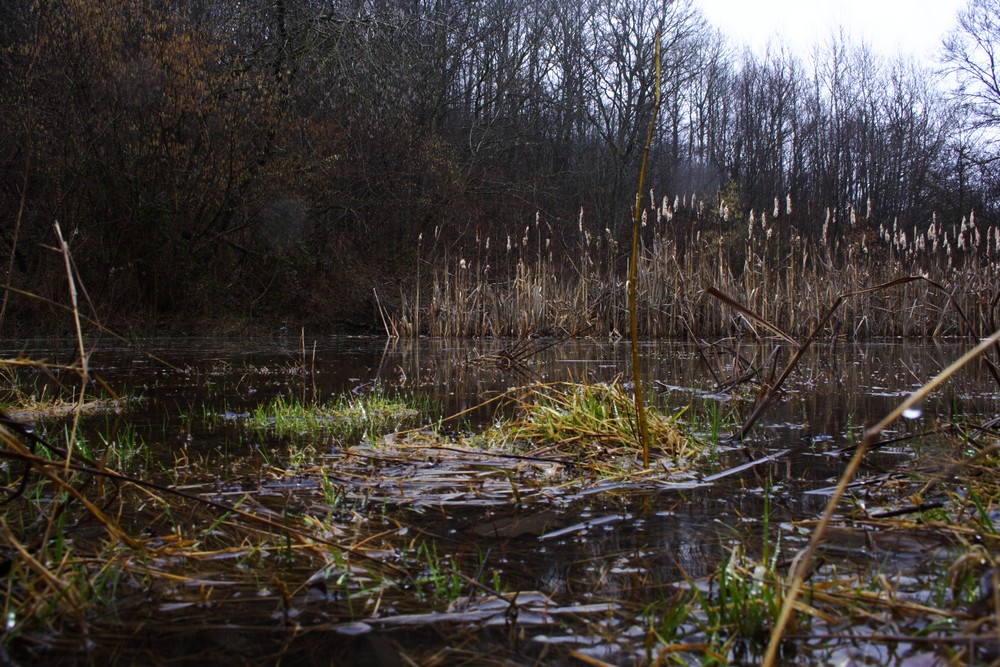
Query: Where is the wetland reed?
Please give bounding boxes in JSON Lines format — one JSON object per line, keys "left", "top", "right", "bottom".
{"left": 392, "top": 197, "right": 1000, "bottom": 341}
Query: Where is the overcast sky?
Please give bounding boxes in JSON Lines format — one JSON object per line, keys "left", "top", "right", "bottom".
{"left": 692, "top": 0, "right": 968, "bottom": 63}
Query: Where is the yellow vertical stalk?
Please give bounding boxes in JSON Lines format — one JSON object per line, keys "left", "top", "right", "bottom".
{"left": 630, "top": 31, "right": 661, "bottom": 468}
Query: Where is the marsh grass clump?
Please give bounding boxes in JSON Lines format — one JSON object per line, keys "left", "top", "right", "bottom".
{"left": 487, "top": 381, "right": 696, "bottom": 472}
{"left": 409, "top": 541, "right": 464, "bottom": 602}
{"left": 647, "top": 484, "right": 789, "bottom": 663}
{"left": 710, "top": 544, "right": 786, "bottom": 647}
{"left": 245, "top": 386, "right": 426, "bottom": 440}
{"left": 0, "top": 365, "right": 126, "bottom": 422}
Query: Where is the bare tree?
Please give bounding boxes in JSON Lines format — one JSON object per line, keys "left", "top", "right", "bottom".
{"left": 731, "top": 46, "right": 801, "bottom": 207}
{"left": 584, "top": 0, "right": 703, "bottom": 228}
{"left": 942, "top": 0, "right": 1000, "bottom": 135}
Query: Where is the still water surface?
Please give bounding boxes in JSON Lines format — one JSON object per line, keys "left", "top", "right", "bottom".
{"left": 2, "top": 335, "right": 997, "bottom": 664}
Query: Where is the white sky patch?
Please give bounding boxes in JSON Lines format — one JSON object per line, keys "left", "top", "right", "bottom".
{"left": 693, "top": 0, "right": 968, "bottom": 62}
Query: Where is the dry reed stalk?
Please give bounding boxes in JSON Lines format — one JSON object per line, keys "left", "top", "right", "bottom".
{"left": 415, "top": 234, "right": 422, "bottom": 337}
{"left": 393, "top": 201, "right": 999, "bottom": 340}
{"left": 0, "top": 285, "right": 179, "bottom": 370}
{"left": 627, "top": 31, "right": 662, "bottom": 468}
{"left": 52, "top": 222, "right": 94, "bottom": 485}
{"left": 373, "top": 287, "right": 398, "bottom": 339}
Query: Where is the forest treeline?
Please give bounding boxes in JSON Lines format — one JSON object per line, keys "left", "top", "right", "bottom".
{"left": 1, "top": 0, "right": 998, "bottom": 333}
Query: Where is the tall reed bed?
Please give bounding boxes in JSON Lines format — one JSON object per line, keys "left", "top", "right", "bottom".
{"left": 393, "top": 197, "right": 1000, "bottom": 339}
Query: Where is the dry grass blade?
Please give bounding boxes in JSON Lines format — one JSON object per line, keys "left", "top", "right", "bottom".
{"left": 700, "top": 448, "right": 792, "bottom": 482}
{"left": 0, "top": 518, "right": 87, "bottom": 618}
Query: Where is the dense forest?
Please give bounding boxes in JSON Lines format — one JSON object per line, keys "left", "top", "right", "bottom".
{"left": 1, "top": 0, "right": 998, "bottom": 334}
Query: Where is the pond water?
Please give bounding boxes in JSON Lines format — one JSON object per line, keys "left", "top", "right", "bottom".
{"left": 1, "top": 335, "right": 998, "bottom": 665}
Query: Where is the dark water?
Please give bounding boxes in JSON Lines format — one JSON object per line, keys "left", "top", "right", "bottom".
{"left": 2, "top": 335, "right": 998, "bottom": 665}
{"left": 20, "top": 333, "right": 991, "bottom": 430}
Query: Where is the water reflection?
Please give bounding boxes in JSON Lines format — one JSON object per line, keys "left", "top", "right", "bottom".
{"left": 2, "top": 335, "right": 997, "bottom": 664}
{"left": 7, "top": 335, "right": 994, "bottom": 430}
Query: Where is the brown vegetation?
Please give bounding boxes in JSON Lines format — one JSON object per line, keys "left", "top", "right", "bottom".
{"left": 394, "top": 198, "right": 1000, "bottom": 338}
